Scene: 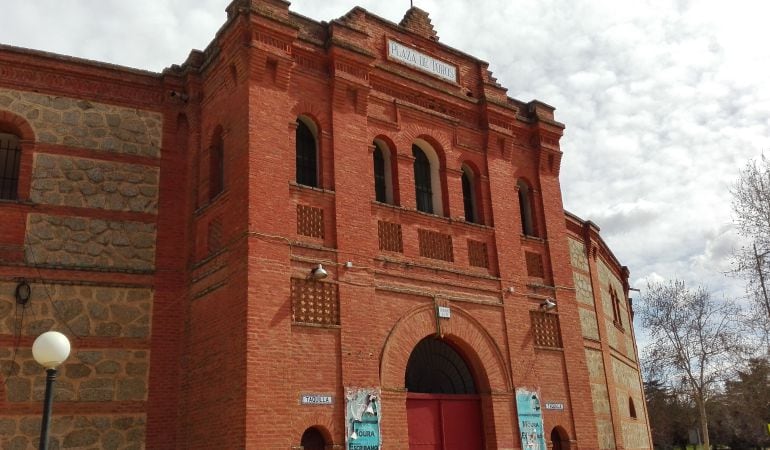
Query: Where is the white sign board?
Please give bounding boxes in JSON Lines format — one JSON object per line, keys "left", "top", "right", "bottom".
{"left": 301, "top": 394, "right": 333, "bottom": 405}
{"left": 437, "top": 306, "right": 451, "bottom": 319}
{"left": 387, "top": 40, "right": 458, "bottom": 83}
{"left": 545, "top": 402, "right": 564, "bottom": 410}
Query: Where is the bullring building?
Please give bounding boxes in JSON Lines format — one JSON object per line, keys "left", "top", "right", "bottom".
{"left": 0, "top": 1, "right": 652, "bottom": 449}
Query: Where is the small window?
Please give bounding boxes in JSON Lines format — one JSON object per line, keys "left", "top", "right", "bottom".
{"left": 461, "top": 165, "right": 477, "bottom": 223}
{"left": 610, "top": 287, "right": 623, "bottom": 329}
{"left": 517, "top": 180, "right": 535, "bottom": 236}
{"left": 629, "top": 397, "right": 637, "bottom": 418}
{"left": 209, "top": 127, "right": 224, "bottom": 200}
{"left": 0, "top": 132, "right": 21, "bottom": 200}
{"left": 373, "top": 143, "right": 387, "bottom": 203}
{"left": 296, "top": 118, "right": 318, "bottom": 187}
{"left": 413, "top": 145, "right": 433, "bottom": 214}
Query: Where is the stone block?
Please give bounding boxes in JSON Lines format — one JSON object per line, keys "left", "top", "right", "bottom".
{"left": 30, "top": 154, "right": 159, "bottom": 213}
{"left": 1, "top": 88, "right": 162, "bottom": 158}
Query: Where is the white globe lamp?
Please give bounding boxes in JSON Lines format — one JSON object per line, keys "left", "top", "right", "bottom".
{"left": 32, "top": 331, "right": 71, "bottom": 450}
{"left": 32, "top": 331, "right": 71, "bottom": 369}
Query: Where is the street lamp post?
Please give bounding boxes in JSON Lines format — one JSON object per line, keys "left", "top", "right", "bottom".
{"left": 32, "top": 331, "right": 71, "bottom": 450}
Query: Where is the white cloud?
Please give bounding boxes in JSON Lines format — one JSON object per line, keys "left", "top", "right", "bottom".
{"left": 2, "top": 0, "right": 770, "bottom": 323}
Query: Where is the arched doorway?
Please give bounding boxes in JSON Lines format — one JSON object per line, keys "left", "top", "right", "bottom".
{"left": 300, "top": 427, "right": 326, "bottom": 450}
{"left": 405, "top": 337, "right": 484, "bottom": 450}
{"left": 551, "top": 426, "right": 570, "bottom": 450}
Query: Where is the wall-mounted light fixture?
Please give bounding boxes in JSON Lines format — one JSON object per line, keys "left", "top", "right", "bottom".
{"left": 310, "top": 264, "right": 328, "bottom": 280}
{"left": 168, "top": 90, "right": 189, "bottom": 102}
{"left": 15, "top": 280, "right": 31, "bottom": 305}
{"left": 540, "top": 298, "right": 557, "bottom": 311}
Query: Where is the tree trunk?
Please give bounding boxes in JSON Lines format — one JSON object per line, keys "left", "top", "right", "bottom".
{"left": 697, "top": 395, "right": 710, "bottom": 450}
{"left": 753, "top": 243, "right": 770, "bottom": 320}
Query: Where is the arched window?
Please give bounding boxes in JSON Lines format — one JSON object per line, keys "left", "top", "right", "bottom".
{"left": 413, "top": 145, "right": 433, "bottom": 214}
{"left": 461, "top": 164, "right": 478, "bottom": 223}
{"left": 209, "top": 127, "right": 224, "bottom": 200}
{"left": 405, "top": 337, "right": 476, "bottom": 394}
{"left": 517, "top": 180, "right": 535, "bottom": 236}
{"left": 300, "top": 427, "right": 326, "bottom": 450}
{"left": 296, "top": 117, "right": 318, "bottom": 187}
{"left": 610, "top": 287, "right": 623, "bottom": 329}
{"left": 374, "top": 145, "right": 386, "bottom": 202}
{"left": 0, "top": 132, "right": 21, "bottom": 200}
{"left": 629, "top": 397, "right": 637, "bottom": 418}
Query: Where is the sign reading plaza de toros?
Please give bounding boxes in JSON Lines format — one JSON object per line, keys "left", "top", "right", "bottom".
{"left": 387, "top": 39, "right": 458, "bottom": 83}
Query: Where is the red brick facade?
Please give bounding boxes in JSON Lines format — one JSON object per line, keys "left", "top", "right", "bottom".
{"left": 0, "top": 1, "right": 652, "bottom": 449}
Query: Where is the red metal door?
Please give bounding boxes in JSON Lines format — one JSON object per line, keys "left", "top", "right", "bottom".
{"left": 407, "top": 393, "right": 483, "bottom": 450}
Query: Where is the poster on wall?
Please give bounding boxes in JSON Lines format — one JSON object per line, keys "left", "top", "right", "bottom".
{"left": 345, "top": 387, "right": 381, "bottom": 450}
{"left": 515, "top": 387, "right": 547, "bottom": 450}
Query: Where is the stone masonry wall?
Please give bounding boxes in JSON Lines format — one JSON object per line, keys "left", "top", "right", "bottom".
{"left": 1, "top": 348, "right": 148, "bottom": 404}
{"left": 568, "top": 238, "right": 601, "bottom": 341}
{"left": 586, "top": 348, "right": 616, "bottom": 450}
{"left": 613, "top": 357, "right": 650, "bottom": 450}
{"left": 597, "top": 259, "right": 636, "bottom": 361}
{"left": 0, "top": 414, "right": 145, "bottom": 450}
{"left": 30, "top": 154, "right": 160, "bottom": 214}
{"left": 0, "top": 87, "right": 162, "bottom": 158}
{"left": 568, "top": 238, "right": 589, "bottom": 272}
{"left": 1, "top": 280, "right": 151, "bottom": 448}
{"left": 25, "top": 214, "right": 156, "bottom": 271}
{"left": 0, "top": 282, "right": 152, "bottom": 338}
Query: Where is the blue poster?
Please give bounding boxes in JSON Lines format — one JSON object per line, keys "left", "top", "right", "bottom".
{"left": 516, "top": 388, "right": 547, "bottom": 450}
{"left": 346, "top": 388, "right": 381, "bottom": 450}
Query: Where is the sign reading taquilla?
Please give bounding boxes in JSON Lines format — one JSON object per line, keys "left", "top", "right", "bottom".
{"left": 387, "top": 40, "right": 458, "bottom": 83}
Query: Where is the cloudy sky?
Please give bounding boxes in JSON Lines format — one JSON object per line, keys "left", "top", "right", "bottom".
{"left": 3, "top": 0, "right": 770, "bottom": 303}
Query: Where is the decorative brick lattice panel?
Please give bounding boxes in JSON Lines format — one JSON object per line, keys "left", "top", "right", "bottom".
{"left": 531, "top": 311, "right": 563, "bottom": 348}
{"left": 378, "top": 221, "right": 403, "bottom": 253}
{"left": 297, "top": 205, "right": 324, "bottom": 239}
{"left": 208, "top": 216, "right": 223, "bottom": 254}
{"left": 291, "top": 278, "right": 339, "bottom": 326}
{"left": 467, "top": 240, "right": 488, "bottom": 268}
{"left": 418, "top": 229, "right": 453, "bottom": 262}
{"left": 525, "top": 251, "right": 545, "bottom": 278}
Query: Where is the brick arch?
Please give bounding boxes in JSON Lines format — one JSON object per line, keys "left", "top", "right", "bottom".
{"left": 398, "top": 124, "right": 452, "bottom": 158}
{"left": 293, "top": 99, "right": 329, "bottom": 133}
{"left": 0, "top": 110, "right": 36, "bottom": 141}
{"left": 380, "top": 303, "right": 511, "bottom": 394}
{"left": 292, "top": 413, "right": 338, "bottom": 446}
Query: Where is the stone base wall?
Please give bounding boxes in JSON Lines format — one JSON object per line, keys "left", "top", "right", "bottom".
{"left": 1, "top": 348, "right": 148, "bottom": 403}
{"left": 25, "top": 214, "right": 156, "bottom": 271}
{"left": 0, "top": 282, "right": 152, "bottom": 339}
{"left": 0, "top": 415, "right": 145, "bottom": 450}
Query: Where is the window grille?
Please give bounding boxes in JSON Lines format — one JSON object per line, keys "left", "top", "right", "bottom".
{"left": 0, "top": 133, "right": 21, "bottom": 200}
{"left": 518, "top": 180, "right": 535, "bottom": 236}
{"left": 378, "top": 221, "right": 403, "bottom": 253}
{"left": 291, "top": 278, "right": 339, "bottom": 325}
{"left": 467, "top": 240, "right": 488, "bottom": 268}
{"left": 296, "top": 119, "right": 318, "bottom": 187}
{"left": 525, "top": 251, "right": 545, "bottom": 278}
{"left": 413, "top": 145, "right": 433, "bottom": 214}
{"left": 462, "top": 170, "right": 475, "bottom": 223}
{"left": 531, "top": 311, "right": 563, "bottom": 349}
{"left": 297, "top": 204, "right": 324, "bottom": 239}
{"left": 373, "top": 144, "right": 387, "bottom": 203}
{"left": 418, "top": 229, "right": 453, "bottom": 262}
